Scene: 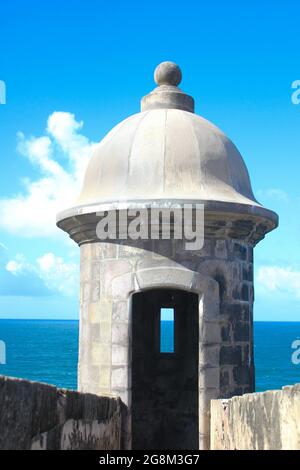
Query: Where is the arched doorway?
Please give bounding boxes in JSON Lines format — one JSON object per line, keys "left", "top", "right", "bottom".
{"left": 131, "top": 288, "right": 199, "bottom": 449}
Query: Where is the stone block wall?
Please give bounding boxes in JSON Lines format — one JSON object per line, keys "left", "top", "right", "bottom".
{"left": 210, "top": 384, "right": 300, "bottom": 449}
{"left": 0, "top": 375, "right": 123, "bottom": 450}
{"left": 79, "top": 236, "right": 254, "bottom": 449}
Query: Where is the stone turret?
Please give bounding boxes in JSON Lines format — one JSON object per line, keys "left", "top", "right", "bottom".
{"left": 57, "top": 61, "right": 278, "bottom": 450}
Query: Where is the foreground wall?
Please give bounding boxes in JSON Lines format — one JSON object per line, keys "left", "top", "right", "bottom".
{"left": 0, "top": 375, "right": 123, "bottom": 450}
{"left": 211, "top": 384, "right": 300, "bottom": 450}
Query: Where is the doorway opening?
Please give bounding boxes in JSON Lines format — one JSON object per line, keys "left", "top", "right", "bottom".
{"left": 131, "top": 288, "right": 199, "bottom": 450}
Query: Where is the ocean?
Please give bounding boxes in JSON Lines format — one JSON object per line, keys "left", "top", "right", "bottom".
{"left": 0, "top": 320, "right": 300, "bottom": 392}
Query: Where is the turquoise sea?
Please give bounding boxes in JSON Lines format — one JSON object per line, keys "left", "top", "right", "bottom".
{"left": 0, "top": 320, "right": 300, "bottom": 391}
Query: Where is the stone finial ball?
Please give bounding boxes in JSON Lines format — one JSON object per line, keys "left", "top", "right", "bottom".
{"left": 154, "top": 61, "right": 182, "bottom": 87}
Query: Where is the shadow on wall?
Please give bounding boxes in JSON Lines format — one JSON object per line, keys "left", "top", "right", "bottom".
{"left": 0, "top": 375, "right": 124, "bottom": 450}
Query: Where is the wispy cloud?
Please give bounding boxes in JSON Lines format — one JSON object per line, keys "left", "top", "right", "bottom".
{"left": 0, "top": 246, "right": 49, "bottom": 297}
{"left": 256, "top": 188, "right": 289, "bottom": 203}
{"left": 256, "top": 265, "right": 300, "bottom": 299}
{"left": 36, "top": 252, "right": 78, "bottom": 296}
{"left": 6, "top": 254, "right": 30, "bottom": 275}
{"left": 0, "top": 112, "right": 96, "bottom": 238}
{"left": 4, "top": 251, "right": 78, "bottom": 297}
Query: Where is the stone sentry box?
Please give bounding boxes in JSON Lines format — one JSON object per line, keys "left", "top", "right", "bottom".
{"left": 57, "top": 62, "right": 278, "bottom": 449}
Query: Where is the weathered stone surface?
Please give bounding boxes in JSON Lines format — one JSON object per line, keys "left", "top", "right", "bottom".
{"left": 241, "top": 283, "right": 249, "bottom": 301}
{"left": 215, "top": 240, "right": 227, "bottom": 259}
{"left": 221, "top": 324, "right": 231, "bottom": 342}
{"left": 220, "top": 345, "right": 242, "bottom": 366}
{"left": 233, "top": 242, "right": 247, "bottom": 261}
{"left": 232, "top": 366, "right": 250, "bottom": 385}
{"left": 243, "top": 264, "right": 253, "bottom": 281}
{"left": 77, "top": 237, "right": 256, "bottom": 449}
{"left": 211, "top": 384, "right": 300, "bottom": 450}
{"left": 112, "top": 301, "right": 128, "bottom": 323}
{"left": 222, "top": 302, "right": 250, "bottom": 322}
{"left": 233, "top": 321, "right": 250, "bottom": 342}
{"left": 220, "top": 370, "right": 230, "bottom": 387}
{"left": 0, "top": 375, "right": 122, "bottom": 450}
{"left": 199, "top": 367, "right": 220, "bottom": 389}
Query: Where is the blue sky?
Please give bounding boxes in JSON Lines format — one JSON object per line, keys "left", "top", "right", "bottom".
{"left": 0, "top": 0, "right": 300, "bottom": 320}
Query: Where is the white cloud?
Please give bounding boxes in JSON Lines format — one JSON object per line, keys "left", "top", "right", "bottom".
{"left": 47, "top": 112, "right": 93, "bottom": 180}
{"left": 0, "top": 112, "right": 97, "bottom": 238}
{"left": 256, "top": 188, "right": 289, "bottom": 202}
{"left": 6, "top": 260, "right": 23, "bottom": 275}
{"left": 257, "top": 265, "right": 300, "bottom": 299}
{"left": 36, "top": 252, "right": 78, "bottom": 296}
{"left": 5, "top": 254, "right": 27, "bottom": 275}
{"left": 5, "top": 252, "right": 78, "bottom": 297}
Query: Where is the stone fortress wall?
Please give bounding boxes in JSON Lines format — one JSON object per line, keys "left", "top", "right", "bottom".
{"left": 210, "top": 383, "right": 300, "bottom": 450}
{"left": 1, "top": 374, "right": 300, "bottom": 450}
{"left": 0, "top": 375, "right": 123, "bottom": 450}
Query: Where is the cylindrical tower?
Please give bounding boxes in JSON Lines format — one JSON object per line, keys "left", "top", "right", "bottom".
{"left": 57, "top": 62, "right": 278, "bottom": 450}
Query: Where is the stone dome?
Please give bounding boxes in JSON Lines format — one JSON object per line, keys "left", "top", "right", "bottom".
{"left": 75, "top": 60, "right": 257, "bottom": 209}
{"left": 77, "top": 108, "right": 257, "bottom": 207}
{"left": 57, "top": 61, "right": 278, "bottom": 239}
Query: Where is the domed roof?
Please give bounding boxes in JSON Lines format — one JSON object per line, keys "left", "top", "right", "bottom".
{"left": 76, "top": 61, "right": 257, "bottom": 208}
{"left": 78, "top": 108, "right": 256, "bottom": 207}
{"left": 57, "top": 61, "right": 278, "bottom": 241}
